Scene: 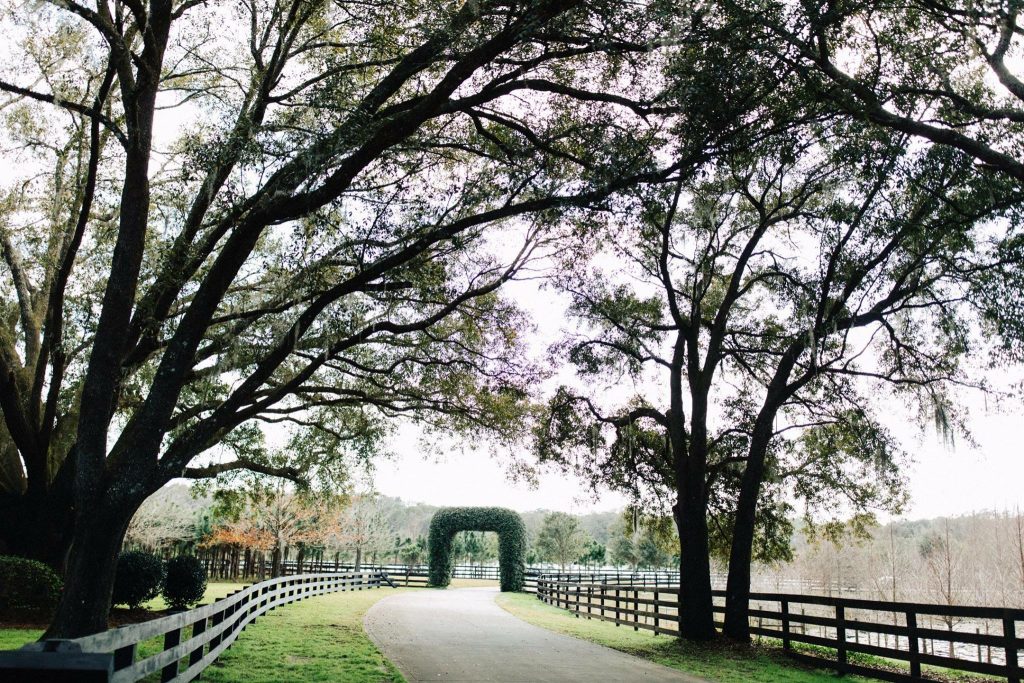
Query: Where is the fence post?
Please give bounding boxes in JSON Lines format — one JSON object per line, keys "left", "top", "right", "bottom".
{"left": 615, "top": 587, "right": 620, "bottom": 627}
{"left": 654, "top": 588, "right": 659, "bottom": 636}
{"left": 209, "top": 608, "right": 225, "bottom": 649}
{"left": 161, "top": 628, "right": 182, "bottom": 682}
{"left": 835, "top": 604, "right": 847, "bottom": 675}
{"left": 113, "top": 643, "right": 136, "bottom": 672}
{"left": 1004, "top": 615, "right": 1019, "bottom": 683}
{"left": 781, "top": 600, "right": 790, "bottom": 652}
{"left": 189, "top": 617, "right": 207, "bottom": 671}
{"left": 634, "top": 589, "right": 639, "bottom": 632}
{"left": 907, "top": 611, "right": 921, "bottom": 679}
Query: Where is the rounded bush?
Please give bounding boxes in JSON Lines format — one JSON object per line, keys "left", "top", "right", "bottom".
{"left": 162, "top": 555, "right": 207, "bottom": 610}
{"left": 0, "top": 555, "right": 62, "bottom": 613}
{"left": 428, "top": 507, "right": 526, "bottom": 591}
{"left": 112, "top": 550, "right": 165, "bottom": 609}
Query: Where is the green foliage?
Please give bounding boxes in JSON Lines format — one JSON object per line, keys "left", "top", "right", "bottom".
{"left": 606, "top": 510, "right": 679, "bottom": 569}
{"left": 534, "top": 512, "right": 590, "bottom": 570}
{"left": 162, "top": 555, "right": 208, "bottom": 610}
{"left": 793, "top": 410, "right": 908, "bottom": 526}
{"left": 396, "top": 536, "right": 428, "bottom": 566}
{"left": 112, "top": 550, "right": 166, "bottom": 609}
{"left": 578, "top": 540, "right": 606, "bottom": 566}
{"left": 428, "top": 507, "right": 526, "bottom": 591}
{"left": 452, "top": 531, "right": 498, "bottom": 564}
{"left": 0, "top": 555, "right": 62, "bottom": 613}
{"left": 972, "top": 233, "right": 1024, "bottom": 363}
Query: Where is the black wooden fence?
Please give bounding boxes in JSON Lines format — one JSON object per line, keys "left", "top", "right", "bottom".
{"left": 536, "top": 576, "right": 1024, "bottom": 683}
{"left": 3, "top": 572, "right": 388, "bottom": 682}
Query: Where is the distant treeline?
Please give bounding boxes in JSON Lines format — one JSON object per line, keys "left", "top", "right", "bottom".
{"left": 748, "top": 511, "right": 1024, "bottom": 609}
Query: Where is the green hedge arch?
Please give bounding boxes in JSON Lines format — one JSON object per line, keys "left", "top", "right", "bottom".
{"left": 428, "top": 507, "right": 527, "bottom": 591}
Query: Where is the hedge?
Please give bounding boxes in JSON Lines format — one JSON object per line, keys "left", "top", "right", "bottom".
{"left": 0, "top": 555, "right": 62, "bottom": 613}
{"left": 112, "top": 550, "right": 166, "bottom": 609}
{"left": 163, "top": 555, "right": 207, "bottom": 609}
{"left": 427, "top": 507, "right": 526, "bottom": 591}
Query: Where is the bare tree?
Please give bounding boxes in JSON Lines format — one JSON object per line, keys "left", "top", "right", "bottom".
{"left": 329, "top": 493, "right": 392, "bottom": 570}
{"left": 123, "top": 485, "right": 206, "bottom": 552}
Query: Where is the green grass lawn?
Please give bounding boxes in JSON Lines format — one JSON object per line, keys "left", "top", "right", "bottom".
{"left": 0, "top": 626, "right": 42, "bottom": 650}
{"left": 3, "top": 584, "right": 407, "bottom": 682}
{"left": 0, "top": 581, "right": 248, "bottom": 651}
{"left": 198, "top": 586, "right": 405, "bottom": 683}
{"left": 143, "top": 580, "right": 248, "bottom": 611}
{"left": 496, "top": 592, "right": 870, "bottom": 683}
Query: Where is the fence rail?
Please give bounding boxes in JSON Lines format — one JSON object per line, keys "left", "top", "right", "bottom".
{"left": 3, "top": 572, "right": 388, "bottom": 682}
{"left": 376, "top": 566, "right": 681, "bottom": 592}
{"left": 536, "top": 577, "right": 1024, "bottom": 682}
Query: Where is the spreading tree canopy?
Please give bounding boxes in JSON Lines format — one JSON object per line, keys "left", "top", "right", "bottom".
{"left": 535, "top": 120, "right": 1024, "bottom": 639}
{"left": 0, "top": 0, "right": 701, "bottom": 637}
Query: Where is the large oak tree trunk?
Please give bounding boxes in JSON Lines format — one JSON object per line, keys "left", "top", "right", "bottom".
{"left": 43, "top": 499, "right": 135, "bottom": 638}
{"left": 723, "top": 424, "right": 773, "bottom": 641}
{"left": 724, "top": 368, "right": 796, "bottom": 641}
{"left": 674, "top": 483, "right": 716, "bottom": 640}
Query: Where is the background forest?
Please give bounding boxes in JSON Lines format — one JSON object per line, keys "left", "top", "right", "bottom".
{"left": 128, "top": 484, "right": 1024, "bottom": 610}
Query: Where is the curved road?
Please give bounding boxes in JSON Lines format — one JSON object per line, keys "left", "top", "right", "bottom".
{"left": 364, "top": 587, "right": 708, "bottom": 682}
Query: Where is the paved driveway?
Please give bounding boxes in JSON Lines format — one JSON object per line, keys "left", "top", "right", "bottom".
{"left": 364, "top": 587, "right": 709, "bottom": 682}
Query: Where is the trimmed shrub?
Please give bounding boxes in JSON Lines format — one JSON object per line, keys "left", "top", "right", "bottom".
{"left": 112, "top": 550, "right": 165, "bottom": 609}
{"left": 162, "top": 555, "right": 207, "bottom": 609}
{"left": 428, "top": 507, "right": 526, "bottom": 591}
{"left": 0, "top": 555, "right": 62, "bottom": 613}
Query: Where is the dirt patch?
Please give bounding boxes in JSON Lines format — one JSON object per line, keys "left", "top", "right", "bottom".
{"left": 0, "top": 610, "right": 50, "bottom": 629}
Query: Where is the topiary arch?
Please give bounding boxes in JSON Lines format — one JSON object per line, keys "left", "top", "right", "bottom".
{"left": 428, "top": 507, "right": 527, "bottom": 591}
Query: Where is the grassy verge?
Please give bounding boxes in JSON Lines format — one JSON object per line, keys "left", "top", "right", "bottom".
{"left": 0, "top": 581, "right": 248, "bottom": 651}
{"left": 0, "top": 627, "right": 42, "bottom": 650}
{"left": 790, "top": 642, "right": 1000, "bottom": 683}
{"left": 143, "top": 580, "right": 247, "bottom": 611}
{"left": 3, "top": 584, "right": 406, "bottom": 682}
{"left": 199, "top": 586, "right": 406, "bottom": 683}
{"left": 495, "top": 592, "right": 869, "bottom": 683}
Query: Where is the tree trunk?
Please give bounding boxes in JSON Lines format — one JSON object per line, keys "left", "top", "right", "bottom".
{"left": 674, "top": 369, "right": 716, "bottom": 641}
{"left": 674, "top": 491, "right": 717, "bottom": 640}
{"left": 355, "top": 546, "right": 362, "bottom": 572}
{"left": 43, "top": 501, "right": 133, "bottom": 638}
{"left": 724, "top": 355, "right": 799, "bottom": 642}
{"left": 723, "top": 422, "right": 773, "bottom": 641}
{"left": 271, "top": 543, "right": 282, "bottom": 577}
